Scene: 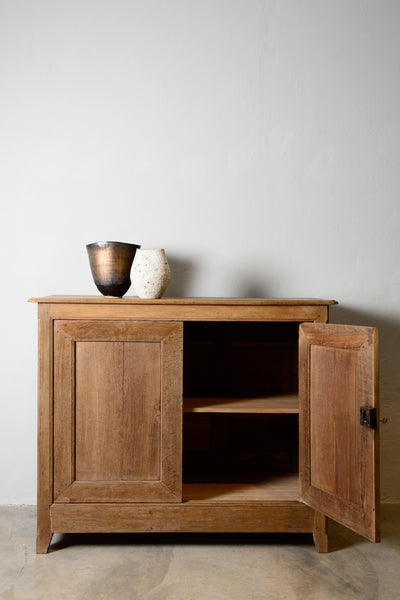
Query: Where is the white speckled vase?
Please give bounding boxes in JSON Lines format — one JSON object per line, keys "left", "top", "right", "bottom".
{"left": 131, "top": 249, "right": 171, "bottom": 299}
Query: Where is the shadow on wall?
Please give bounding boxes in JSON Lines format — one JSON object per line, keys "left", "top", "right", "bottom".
{"left": 232, "top": 278, "right": 272, "bottom": 298}
{"left": 166, "top": 257, "right": 272, "bottom": 298}
{"left": 330, "top": 305, "right": 400, "bottom": 503}
{"left": 166, "top": 255, "right": 197, "bottom": 297}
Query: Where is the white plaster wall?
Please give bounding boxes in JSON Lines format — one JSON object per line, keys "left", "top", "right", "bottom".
{"left": 0, "top": 0, "right": 399, "bottom": 503}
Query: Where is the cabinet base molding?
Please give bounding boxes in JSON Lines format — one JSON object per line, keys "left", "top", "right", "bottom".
{"left": 50, "top": 502, "right": 315, "bottom": 535}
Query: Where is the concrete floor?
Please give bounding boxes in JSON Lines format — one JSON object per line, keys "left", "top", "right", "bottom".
{"left": 1, "top": 506, "right": 399, "bottom": 600}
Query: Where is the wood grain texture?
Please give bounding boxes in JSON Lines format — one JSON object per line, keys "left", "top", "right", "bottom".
{"left": 53, "top": 321, "right": 75, "bottom": 500}
{"left": 183, "top": 475, "right": 299, "bottom": 502}
{"left": 53, "top": 481, "right": 180, "bottom": 503}
{"left": 53, "top": 320, "right": 183, "bottom": 503}
{"left": 183, "top": 394, "right": 299, "bottom": 413}
{"left": 313, "top": 512, "right": 329, "bottom": 553}
{"left": 50, "top": 501, "right": 315, "bottom": 533}
{"left": 314, "top": 306, "right": 329, "bottom": 323}
{"left": 161, "top": 323, "right": 183, "bottom": 498}
{"left": 36, "top": 304, "right": 54, "bottom": 553}
{"left": 309, "top": 346, "right": 359, "bottom": 502}
{"left": 75, "top": 341, "right": 161, "bottom": 481}
{"left": 30, "top": 296, "right": 337, "bottom": 305}
{"left": 55, "top": 319, "right": 178, "bottom": 341}
{"left": 47, "top": 303, "right": 330, "bottom": 323}
{"left": 299, "top": 323, "right": 379, "bottom": 542}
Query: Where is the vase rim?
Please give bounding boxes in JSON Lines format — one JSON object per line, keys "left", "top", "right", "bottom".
{"left": 86, "top": 241, "right": 140, "bottom": 250}
{"left": 136, "top": 248, "right": 165, "bottom": 252}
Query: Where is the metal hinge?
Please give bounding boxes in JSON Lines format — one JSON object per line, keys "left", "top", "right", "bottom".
{"left": 360, "top": 406, "right": 377, "bottom": 429}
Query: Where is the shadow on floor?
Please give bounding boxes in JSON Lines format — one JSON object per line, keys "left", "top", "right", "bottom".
{"left": 50, "top": 531, "right": 316, "bottom": 552}
{"left": 50, "top": 504, "right": 400, "bottom": 553}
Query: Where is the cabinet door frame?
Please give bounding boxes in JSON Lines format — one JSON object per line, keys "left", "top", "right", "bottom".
{"left": 299, "top": 323, "right": 380, "bottom": 541}
{"left": 53, "top": 319, "right": 183, "bottom": 503}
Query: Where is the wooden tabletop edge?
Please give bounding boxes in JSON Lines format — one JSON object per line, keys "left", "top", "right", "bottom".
{"left": 28, "top": 296, "right": 338, "bottom": 305}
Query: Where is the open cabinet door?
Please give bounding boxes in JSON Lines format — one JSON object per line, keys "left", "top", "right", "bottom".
{"left": 299, "top": 323, "right": 380, "bottom": 542}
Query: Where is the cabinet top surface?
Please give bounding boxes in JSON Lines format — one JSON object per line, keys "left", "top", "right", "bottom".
{"left": 29, "top": 295, "right": 337, "bottom": 306}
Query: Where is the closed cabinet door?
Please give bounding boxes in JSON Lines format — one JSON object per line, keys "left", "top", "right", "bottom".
{"left": 299, "top": 323, "right": 379, "bottom": 541}
{"left": 53, "top": 320, "right": 183, "bottom": 503}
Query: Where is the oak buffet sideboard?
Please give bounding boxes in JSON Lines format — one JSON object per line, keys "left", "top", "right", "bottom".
{"left": 29, "top": 296, "right": 380, "bottom": 553}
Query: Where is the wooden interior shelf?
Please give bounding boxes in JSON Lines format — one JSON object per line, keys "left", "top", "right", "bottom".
{"left": 183, "top": 394, "right": 299, "bottom": 414}
{"left": 183, "top": 474, "right": 299, "bottom": 502}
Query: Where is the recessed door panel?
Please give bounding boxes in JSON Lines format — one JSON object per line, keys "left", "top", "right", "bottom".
{"left": 309, "top": 345, "right": 359, "bottom": 505}
{"left": 53, "top": 320, "right": 182, "bottom": 503}
{"left": 75, "top": 341, "right": 161, "bottom": 482}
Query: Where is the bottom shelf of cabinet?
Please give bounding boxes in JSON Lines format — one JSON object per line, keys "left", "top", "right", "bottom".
{"left": 183, "top": 473, "right": 299, "bottom": 502}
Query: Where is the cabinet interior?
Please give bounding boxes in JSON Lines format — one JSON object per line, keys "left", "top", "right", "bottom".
{"left": 182, "top": 322, "right": 300, "bottom": 502}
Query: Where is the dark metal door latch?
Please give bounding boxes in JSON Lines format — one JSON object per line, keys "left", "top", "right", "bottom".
{"left": 360, "top": 406, "right": 377, "bottom": 429}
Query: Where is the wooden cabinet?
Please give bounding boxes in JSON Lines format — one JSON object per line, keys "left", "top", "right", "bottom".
{"left": 30, "top": 297, "right": 380, "bottom": 554}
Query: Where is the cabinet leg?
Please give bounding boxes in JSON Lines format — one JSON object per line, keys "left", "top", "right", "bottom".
{"left": 36, "top": 531, "right": 53, "bottom": 554}
{"left": 36, "top": 506, "right": 53, "bottom": 553}
{"left": 313, "top": 511, "right": 328, "bottom": 553}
